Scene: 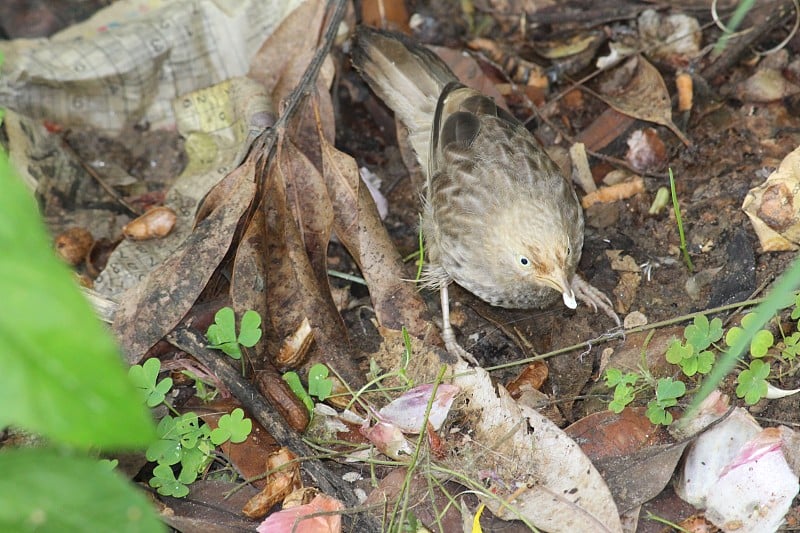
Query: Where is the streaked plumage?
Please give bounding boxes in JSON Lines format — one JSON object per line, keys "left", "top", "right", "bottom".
{"left": 352, "top": 27, "right": 617, "bottom": 362}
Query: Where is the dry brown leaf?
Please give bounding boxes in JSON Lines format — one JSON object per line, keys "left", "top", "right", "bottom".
{"left": 230, "top": 206, "right": 270, "bottom": 360}
{"left": 432, "top": 44, "right": 509, "bottom": 108}
{"left": 160, "top": 480, "right": 260, "bottom": 532}
{"left": 742, "top": 145, "right": 800, "bottom": 251}
{"left": 113, "top": 155, "right": 257, "bottom": 364}
{"left": 567, "top": 408, "right": 687, "bottom": 513}
{"left": 361, "top": 0, "right": 410, "bottom": 33}
{"left": 317, "top": 106, "right": 430, "bottom": 336}
{"left": 248, "top": 0, "right": 327, "bottom": 103}
{"left": 576, "top": 107, "right": 635, "bottom": 153}
{"left": 262, "top": 136, "right": 358, "bottom": 380}
{"left": 449, "top": 363, "right": 624, "bottom": 532}
{"left": 600, "top": 55, "right": 690, "bottom": 146}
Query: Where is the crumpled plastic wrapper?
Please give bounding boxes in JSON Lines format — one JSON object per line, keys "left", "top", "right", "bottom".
{"left": 1, "top": 0, "right": 304, "bottom": 298}
{"left": 742, "top": 145, "right": 800, "bottom": 251}
{"left": 0, "top": 0, "right": 301, "bottom": 134}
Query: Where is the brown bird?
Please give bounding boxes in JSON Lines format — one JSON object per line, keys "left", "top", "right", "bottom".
{"left": 352, "top": 27, "right": 619, "bottom": 363}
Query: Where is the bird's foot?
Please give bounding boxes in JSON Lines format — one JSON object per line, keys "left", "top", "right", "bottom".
{"left": 571, "top": 274, "right": 621, "bottom": 326}
{"left": 440, "top": 284, "right": 480, "bottom": 366}
{"left": 442, "top": 326, "right": 480, "bottom": 366}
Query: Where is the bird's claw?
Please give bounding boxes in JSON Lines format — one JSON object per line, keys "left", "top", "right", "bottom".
{"left": 571, "top": 274, "right": 621, "bottom": 326}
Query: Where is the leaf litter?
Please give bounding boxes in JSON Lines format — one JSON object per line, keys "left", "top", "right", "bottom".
{"left": 6, "top": 0, "right": 800, "bottom": 531}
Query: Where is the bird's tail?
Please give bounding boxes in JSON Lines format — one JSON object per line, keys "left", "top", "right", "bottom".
{"left": 352, "top": 27, "right": 457, "bottom": 167}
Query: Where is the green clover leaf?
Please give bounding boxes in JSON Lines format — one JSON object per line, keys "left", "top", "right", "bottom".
{"left": 283, "top": 371, "right": 314, "bottom": 414}
{"left": 238, "top": 310, "right": 262, "bottom": 348}
{"left": 655, "top": 377, "right": 686, "bottom": 404}
{"left": 684, "top": 315, "right": 722, "bottom": 351}
{"left": 749, "top": 329, "right": 774, "bottom": 358}
{"left": 666, "top": 339, "right": 693, "bottom": 365}
{"left": 207, "top": 307, "right": 242, "bottom": 359}
{"left": 147, "top": 416, "right": 181, "bottom": 465}
{"left": 150, "top": 464, "right": 190, "bottom": 497}
{"left": 211, "top": 408, "right": 252, "bottom": 445}
{"left": 736, "top": 359, "right": 770, "bottom": 405}
{"left": 129, "top": 358, "right": 173, "bottom": 408}
{"left": 308, "top": 363, "right": 333, "bottom": 401}
{"left": 609, "top": 383, "right": 635, "bottom": 413}
{"left": 646, "top": 401, "right": 672, "bottom": 426}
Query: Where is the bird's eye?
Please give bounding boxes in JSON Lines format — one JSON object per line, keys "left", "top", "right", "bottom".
{"left": 519, "top": 256, "right": 530, "bottom": 267}
{"left": 567, "top": 246, "right": 572, "bottom": 256}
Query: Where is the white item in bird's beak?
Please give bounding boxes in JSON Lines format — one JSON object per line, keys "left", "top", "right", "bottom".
{"left": 563, "top": 289, "right": 577, "bottom": 309}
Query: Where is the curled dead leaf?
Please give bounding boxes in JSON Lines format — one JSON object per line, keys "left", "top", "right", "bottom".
{"left": 505, "top": 361, "right": 549, "bottom": 399}
{"left": 742, "top": 146, "right": 800, "bottom": 251}
{"left": 600, "top": 55, "right": 690, "bottom": 146}
{"left": 275, "top": 317, "right": 315, "bottom": 368}
{"left": 243, "top": 448, "right": 302, "bottom": 519}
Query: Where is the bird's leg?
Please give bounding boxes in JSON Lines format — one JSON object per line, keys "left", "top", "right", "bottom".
{"left": 571, "top": 274, "right": 621, "bottom": 326}
{"left": 440, "top": 284, "right": 480, "bottom": 365}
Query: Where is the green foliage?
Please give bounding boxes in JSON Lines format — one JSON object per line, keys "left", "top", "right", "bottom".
{"left": 666, "top": 315, "right": 722, "bottom": 377}
{"left": 0, "top": 150, "right": 162, "bottom": 530}
{"left": 725, "top": 312, "right": 775, "bottom": 358}
{"left": 604, "top": 369, "right": 639, "bottom": 413}
{"left": 283, "top": 363, "right": 335, "bottom": 415}
{"left": 211, "top": 408, "right": 252, "bottom": 445}
{"left": 129, "top": 357, "right": 173, "bottom": 407}
{"left": 181, "top": 370, "right": 219, "bottom": 403}
{"left": 206, "top": 307, "right": 262, "bottom": 360}
{"left": 0, "top": 449, "right": 163, "bottom": 532}
{"left": 146, "top": 413, "right": 214, "bottom": 497}
{"left": 781, "top": 332, "right": 800, "bottom": 360}
{"left": 669, "top": 168, "right": 694, "bottom": 272}
{"left": 736, "top": 359, "right": 770, "bottom": 405}
{"left": 646, "top": 378, "right": 686, "bottom": 426}
{"left": 308, "top": 363, "right": 334, "bottom": 401}
{"left": 131, "top": 358, "right": 252, "bottom": 497}
{"left": 0, "top": 153, "right": 155, "bottom": 448}
{"left": 283, "top": 371, "right": 315, "bottom": 414}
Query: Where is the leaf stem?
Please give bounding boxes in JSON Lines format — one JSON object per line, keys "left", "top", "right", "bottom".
{"left": 669, "top": 168, "right": 694, "bottom": 273}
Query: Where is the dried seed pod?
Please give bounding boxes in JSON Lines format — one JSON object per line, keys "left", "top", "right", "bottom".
{"left": 122, "top": 206, "right": 177, "bottom": 240}
{"left": 54, "top": 227, "right": 94, "bottom": 266}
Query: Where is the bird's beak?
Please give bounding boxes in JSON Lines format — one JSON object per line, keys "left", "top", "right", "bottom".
{"left": 542, "top": 272, "right": 577, "bottom": 309}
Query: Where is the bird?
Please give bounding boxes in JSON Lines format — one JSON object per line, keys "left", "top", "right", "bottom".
{"left": 352, "top": 27, "right": 619, "bottom": 363}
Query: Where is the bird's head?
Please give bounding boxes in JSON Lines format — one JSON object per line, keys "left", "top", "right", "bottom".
{"left": 484, "top": 193, "right": 582, "bottom": 309}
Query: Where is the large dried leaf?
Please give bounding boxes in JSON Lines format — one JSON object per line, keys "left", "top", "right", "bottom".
{"left": 600, "top": 55, "right": 689, "bottom": 146}
{"left": 248, "top": 0, "right": 331, "bottom": 106}
{"left": 318, "top": 117, "right": 430, "bottom": 336}
{"left": 231, "top": 207, "right": 270, "bottom": 362}
{"left": 113, "top": 156, "right": 257, "bottom": 364}
{"left": 262, "top": 138, "right": 357, "bottom": 378}
{"left": 567, "top": 409, "right": 687, "bottom": 513}
{"left": 449, "top": 364, "right": 623, "bottom": 532}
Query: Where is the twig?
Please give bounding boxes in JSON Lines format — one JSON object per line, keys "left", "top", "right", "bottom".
{"left": 247, "top": 0, "right": 348, "bottom": 166}
{"left": 60, "top": 134, "right": 142, "bottom": 217}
